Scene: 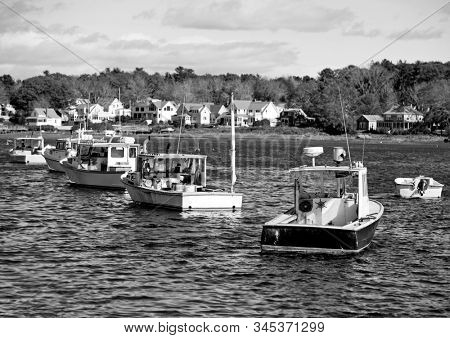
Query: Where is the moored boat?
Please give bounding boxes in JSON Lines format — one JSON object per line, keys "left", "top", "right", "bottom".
{"left": 121, "top": 153, "right": 243, "bottom": 210}
{"left": 9, "top": 136, "right": 47, "bottom": 165}
{"left": 60, "top": 136, "right": 140, "bottom": 189}
{"left": 394, "top": 176, "right": 444, "bottom": 199}
{"left": 43, "top": 138, "right": 78, "bottom": 172}
{"left": 261, "top": 146, "right": 384, "bottom": 254}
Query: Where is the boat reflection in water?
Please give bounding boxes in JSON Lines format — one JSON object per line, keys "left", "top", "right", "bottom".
{"left": 261, "top": 146, "right": 384, "bottom": 254}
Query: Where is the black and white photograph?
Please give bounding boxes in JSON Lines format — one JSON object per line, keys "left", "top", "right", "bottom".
{"left": 0, "top": 0, "right": 449, "bottom": 336}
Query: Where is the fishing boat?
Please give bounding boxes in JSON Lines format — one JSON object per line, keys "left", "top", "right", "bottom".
{"left": 394, "top": 176, "right": 444, "bottom": 199}
{"left": 60, "top": 136, "right": 140, "bottom": 189}
{"left": 261, "top": 146, "right": 384, "bottom": 254}
{"left": 9, "top": 135, "right": 48, "bottom": 164}
{"left": 43, "top": 138, "right": 78, "bottom": 172}
{"left": 120, "top": 94, "right": 243, "bottom": 211}
{"left": 42, "top": 130, "right": 99, "bottom": 172}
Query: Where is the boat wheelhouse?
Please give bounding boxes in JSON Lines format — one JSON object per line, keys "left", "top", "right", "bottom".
{"left": 261, "top": 147, "right": 384, "bottom": 254}
{"left": 9, "top": 136, "right": 47, "bottom": 165}
{"left": 60, "top": 138, "right": 140, "bottom": 189}
{"left": 121, "top": 153, "right": 243, "bottom": 211}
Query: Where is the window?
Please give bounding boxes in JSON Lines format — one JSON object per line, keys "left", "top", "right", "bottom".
{"left": 135, "top": 107, "right": 139, "bottom": 111}
{"left": 140, "top": 107, "right": 144, "bottom": 112}
{"left": 111, "top": 147, "right": 125, "bottom": 158}
{"left": 129, "top": 147, "right": 137, "bottom": 158}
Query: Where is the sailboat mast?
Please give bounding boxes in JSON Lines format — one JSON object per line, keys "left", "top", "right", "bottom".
{"left": 230, "top": 93, "right": 236, "bottom": 193}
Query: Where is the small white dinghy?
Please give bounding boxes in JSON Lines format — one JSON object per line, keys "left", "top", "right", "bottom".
{"left": 395, "top": 176, "right": 444, "bottom": 199}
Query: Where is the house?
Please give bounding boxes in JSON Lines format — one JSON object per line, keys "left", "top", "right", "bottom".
{"left": 132, "top": 99, "right": 177, "bottom": 124}
{"left": 1, "top": 103, "right": 15, "bottom": 121}
{"left": 379, "top": 105, "right": 424, "bottom": 130}
{"left": 25, "top": 108, "right": 62, "bottom": 127}
{"left": 209, "top": 104, "right": 228, "bottom": 123}
{"left": 279, "top": 108, "right": 315, "bottom": 127}
{"left": 96, "top": 97, "right": 124, "bottom": 120}
{"left": 231, "top": 100, "right": 280, "bottom": 126}
{"left": 216, "top": 112, "right": 249, "bottom": 127}
{"left": 356, "top": 115, "right": 384, "bottom": 131}
{"left": 76, "top": 103, "right": 107, "bottom": 124}
{"left": 176, "top": 103, "right": 211, "bottom": 126}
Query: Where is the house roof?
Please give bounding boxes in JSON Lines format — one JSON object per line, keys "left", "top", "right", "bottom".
{"left": 249, "top": 101, "right": 269, "bottom": 111}
{"left": 360, "top": 114, "right": 384, "bottom": 122}
{"left": 233, "top": 100, "right": 251, "bottom": 110}
{"left": 33, "top": 108, "right": 60, "bottom": 119}
{"left": 209, "top": 104, "right": 226, "bottom": 115}
{"left": 383, "top": 105, "right": 423, "bottom": 116}
{"left": 97, "top": 97, "right": 117, "bottom": 108}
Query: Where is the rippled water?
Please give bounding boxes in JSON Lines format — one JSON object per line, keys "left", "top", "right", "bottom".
{"left": 0, "top": 135, "right": 449, "bottom": 317}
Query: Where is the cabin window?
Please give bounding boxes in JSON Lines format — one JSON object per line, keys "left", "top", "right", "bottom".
{"left": 91, "top": 147, "right": 107, "bottom": 158}
{"left": 56, "top": 141, "right": 66, "bottom": 150}
{"left": 129, "top": 147, "right": 137, "bottom": 158}
{"left": 111, "top": 147, "right": 125, "bottom": 158}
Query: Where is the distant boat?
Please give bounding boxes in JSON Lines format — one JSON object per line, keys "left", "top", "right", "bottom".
{"left": 261, "top": 146, "right": 384, "bottom": 254}
{"left": 43, "top": 138, "right": 77, "bottom": 172}
{"left": 395, "top": 176, "right": 444, "bottom": 199}
{"left": 9, "top": 135, "right": 48, "bottom": 165}
{"left": 60, "top": 136, "right": 140, "bottom": 189}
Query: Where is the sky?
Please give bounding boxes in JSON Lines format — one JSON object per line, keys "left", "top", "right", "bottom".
{"left": 0, "top": 0, "right": 449, "bottom": 80}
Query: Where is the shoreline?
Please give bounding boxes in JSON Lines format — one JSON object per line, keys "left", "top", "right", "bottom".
{"left": 0, "top": 130, "right": 447, "bottom": 145}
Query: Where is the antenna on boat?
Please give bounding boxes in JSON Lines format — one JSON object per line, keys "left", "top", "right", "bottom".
{"left": 177, "top": 96, "right": 185, "bottom": 154}
{"left": 338, "top": 87, "right": 352, "bottom": 168}
{"left": 230, "top": 92, "right": 237, "bottom": 193}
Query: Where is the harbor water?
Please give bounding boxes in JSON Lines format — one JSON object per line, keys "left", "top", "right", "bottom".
{"left": 0, "top": 135, "right": 449, "bottom": 317}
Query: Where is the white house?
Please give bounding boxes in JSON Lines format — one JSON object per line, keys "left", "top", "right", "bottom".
{"left": 25, "top": 108, "right": 62, "bottom": 127}
{"left": 97, "top": 97, "right": 124, "bottom": 120}
{"left": 76, "top": 103, "right": 108, "bottom": 124}
{"left": 132, "top": 99, "right": 177, "bottom": 124}
{"left": 1, "top": 103, "right": 15, "bottom": 121}
{"left": 248, "top": 101, "right": 279, "bottom": 126}
{"left": 176, "top": 103, "right": 211, "bottom": 126}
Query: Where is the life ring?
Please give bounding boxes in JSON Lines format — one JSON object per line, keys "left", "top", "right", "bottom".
{"left": 299, "top": 199, "right": 313, "bottom": 213}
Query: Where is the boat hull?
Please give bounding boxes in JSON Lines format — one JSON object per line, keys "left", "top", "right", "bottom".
{"left": 9, "top": 152, "right": 46, "bottom": 165}
{"left": 261, "top": 200, "right": 383, "bottom": 254}
{"left": 122, "top": 179, "right": 242, "bottom": 211}
{"left": 61, "top": 163, "right": 127, "bottom": 189}
{"left": 43, "top": 155, "right": 66, "bottom": 172}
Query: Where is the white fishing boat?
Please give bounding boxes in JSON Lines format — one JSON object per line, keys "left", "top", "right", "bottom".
{"left": 43, "top": 138, "right": 78, "bottom": 172}
{"left": 121, "top": 153, "right": 243, "bottom": 210}
{"left": 9, "top": 135, "right": 48, "bottom": 165}
{"left": 261, "top": 146, "right": 384, "bottom": 254}
{"left": 60, "top": 136, "right": 140, "bottom": 189}
{"left": 43, "top": 130, "right": 99, "bottom": 172}
{"left": 395, "top": 176, "right": 444, "bottom": 199}
{"left": 121, "top": 93, "right": 243, "bottom": 211}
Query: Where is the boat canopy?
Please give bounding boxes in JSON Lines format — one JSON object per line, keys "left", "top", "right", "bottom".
{"left": 137, "top": 153, "right": 207, "bottom": 187}
{"left": 14, "top": 137, "right": 43, "bottom": 149}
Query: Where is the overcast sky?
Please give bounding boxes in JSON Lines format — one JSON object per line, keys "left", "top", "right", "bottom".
{"left": 0, "top": 0, "right": 449, "bottom": 80}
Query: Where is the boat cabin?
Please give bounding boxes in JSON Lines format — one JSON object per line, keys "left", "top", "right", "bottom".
{"left": 13, "top": 137, "right": 44, "bottom": 153}
{"left": 290, "top": 164, "right": 369, "bottom": 227}
{"left": 133, "top": 154, "right": 207, "bottom": 191}
{"left": 67, "top": 141, "right": 140, "bottom": 172}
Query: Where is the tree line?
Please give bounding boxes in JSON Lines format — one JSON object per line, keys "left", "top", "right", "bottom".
{"left": 1, "top": 60, "right": 449, "bottom": 133}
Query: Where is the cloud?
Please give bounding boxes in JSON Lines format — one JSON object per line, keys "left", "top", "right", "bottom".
{"left": 342, "top": 22, "right": 381, "bottom": 37}
{"left": 76, "top": 32, "right": 109, "bottom": 44}
{"left": 47, "top": 23, "right": 81, "bottom": 35}
{"left": 0, "top": 0, "right": 43, "bottom": 33}
{"left": 163, "top": 0, "right": 354, "bottom": 32}
{"left": 387, "top": 27, "right": 443, "bottom": 40}
{"left": 132, "top": 10, "right": 156, "bottom": 20}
